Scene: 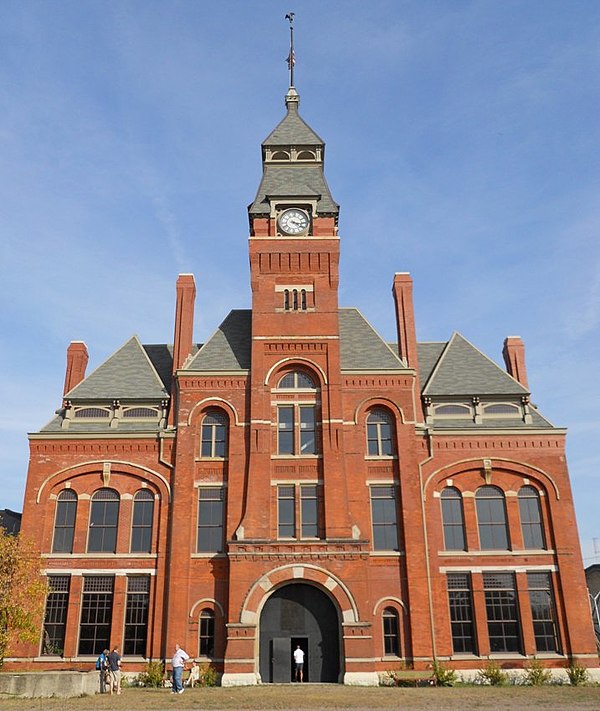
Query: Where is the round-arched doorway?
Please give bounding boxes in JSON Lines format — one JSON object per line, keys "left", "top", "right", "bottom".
{"left": 259, "top": 582, "right": 340, "bottom": 683}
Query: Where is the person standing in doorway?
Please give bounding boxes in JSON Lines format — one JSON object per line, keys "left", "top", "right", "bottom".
{"left": 293, "top": 645, "right": 304, "bottom": 682}
{"left": 107, "top": 646, "right": 122, "bottom": 695}
{"left": 171, "top": 643, "right": 190, "bottom": 694}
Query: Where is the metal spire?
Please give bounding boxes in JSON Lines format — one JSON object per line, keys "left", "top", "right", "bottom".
{"left": 285, "top": 12, "right": 295, "bottom": 88}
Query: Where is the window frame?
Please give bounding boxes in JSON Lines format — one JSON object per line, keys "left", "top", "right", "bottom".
{"left": 366, "top": 409, "right": 395, "bottom": 458}
{"left": 483, "top": 572, "right": 523, "bottom": 654}
{"left": 475, "top": 485, "right": 510, "bottom": 551}
{"left": 276, "top": 483, "right": 322, "bottom": 540}
{"left": 199, "top": 609, "right": 215, "bottom": 658}
{"left": 42, "top": 575, "right": 70, "bottom": 656}
{"left": 370, "top": 485, "right": 400, "bottom": 552}
{"left": 200, "top": 409, "right": 228, "bottom": 459}
{"left": 78, "top": 575, "right": 114, "bottom": 656}
{"left": 382, "top": 607, "right": 400, "bottom": 656}
{"left": 52, "top": 489, "right": 78, "bottom": 554}
{"left": 123, "top": 575, "right": 150, "bottom": 657}
{"left": 527, "top": 572, "right": 560, "bottom": 653}
{"left": 87, "top": 489, "right": 120, "bottom": 554}
{"left": 518, "top": 486, "right": 546, "bottom": 549}
{"left": 440, "top": 487, "right": 466, "bottom": 551}
{"left": 196, "top": 486, "right": 225, "bottom": 554}
{"left": 130, "top": 489, "right": 155, "bottom": 554}
{"left": 447, "top": 573, "right": 477, "bottom": 655}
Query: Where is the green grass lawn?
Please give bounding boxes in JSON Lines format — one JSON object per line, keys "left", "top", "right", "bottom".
{"left": 1, "top": 684, "right": 600, "bottom": 710}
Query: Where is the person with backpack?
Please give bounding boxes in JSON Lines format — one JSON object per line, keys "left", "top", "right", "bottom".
{"left": 96, "top": 649, "right": 109, "bottom": 693}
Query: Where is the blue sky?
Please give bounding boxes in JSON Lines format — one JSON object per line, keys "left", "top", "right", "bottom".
{"left": 1, "top": 1, "right": 599, "bottom": 563}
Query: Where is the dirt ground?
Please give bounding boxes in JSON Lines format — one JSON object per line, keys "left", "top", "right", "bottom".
{"left": 1, "top": 685, "right": 600, "bottom": 711}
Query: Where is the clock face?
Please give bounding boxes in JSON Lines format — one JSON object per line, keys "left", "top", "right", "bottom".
{"left": 278, "top": 208, "right": 310, "bottom": 235}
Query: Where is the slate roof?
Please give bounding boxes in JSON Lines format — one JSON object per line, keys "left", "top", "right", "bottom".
{"left": 422, "top": 332, "right": 528, "bottom": 397}
{"left": 262, "top": 101, "right": 324, "bottom": 147}
{"left": 65, "top": 336, "right": 169, "bottom": 401}
{"left": 249, "top": 165, "right": 339, "bottom": 216}
{"left": 37, "top": 313, "right": 555, "bottom": 433}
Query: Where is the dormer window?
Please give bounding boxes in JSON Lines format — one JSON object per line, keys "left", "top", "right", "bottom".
{"left": 482, "top": 403, "right": 521, "bottom": 417}
{"left": 433, "top": 404, "right": 472, "bottom": 418}
{"left": 73, "top": 407, "right": 111, "bottom": 419}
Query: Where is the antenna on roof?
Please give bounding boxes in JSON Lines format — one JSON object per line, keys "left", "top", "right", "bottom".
{"left": 285, "top": 12, "right": 296, "bottom": 88}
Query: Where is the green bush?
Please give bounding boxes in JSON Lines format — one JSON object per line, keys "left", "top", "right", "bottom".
{"left": 523, "top": 658, "right": 552, "bottom": 686}
{"left": 477, "top": 661, "right": 508, "bottom": 686}
{"left": 136, "top": 660, "right": 165, "bottom": 688}
{"left": 431, "top": 660, "right": 458, "bottom": 687}
{"left": 196, "top": 663, "right": 218, "bottom": 687}
{"left": 566, "top": 660, "right": 589, "bottom": 686}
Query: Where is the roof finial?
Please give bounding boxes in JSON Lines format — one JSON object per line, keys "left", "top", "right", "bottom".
{"left": 285, "top": 12, "right": 296, "bottom": 88}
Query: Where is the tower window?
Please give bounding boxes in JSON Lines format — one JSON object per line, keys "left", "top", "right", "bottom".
{"left": 199, "top": 609, "right": 215, "bottom": 657}
{"left": 201, "top": 409, "right": 228, "bottom": 458}
{"left": 370, "top": 485, "right": 399, "bottom": 551}
{"left": 277, "top": 404, "right": 317, "bottom": 455}
{"left": 382, "top": 608, "right": 400, "bottom": 656}
{"left": 278, "top": 371, "right": 316, "bottom": 389}
{"left": 277, "top": 484, "right": 322, "bottom": 539}
{"left": 271, "top": 150, "right": 290, "bottom": 160}
{"left": 197, "top": 487, "right": 225, "bottom": 553}
{"left": 366, "top": 409, "right": 395, "bottom": 457}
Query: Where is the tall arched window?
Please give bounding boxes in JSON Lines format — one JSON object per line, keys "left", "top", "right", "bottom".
{"left": 131, "top": 489, "right": 155, "bottom": 553}
{"left": 366, "top": 409, "right": 395, "bottom": 457}
{"left": 518, "top": 486, "right": 545, "bottom": 549}
{"left": 382, "top": 607, "right": 400, "bottom": 656}
{"left": 475, "top": 486, "right": 509, "bottom": 550}
{"left": 88, "top": 489, "right": 120, "bottom": 553}
{"left": 199, "top": 609, "right": 215, "bottom": 657}
{"left": 440, "top": 487, "right": 466, "bottom": 551}
{"left": 201, "top": 409, "right": 228, "bottom": 458}
{"left": 52, "top": 489, "right": 78, "bottom": 553}
{"left": 276, "top": 370, "right": 319, "bottom": 456}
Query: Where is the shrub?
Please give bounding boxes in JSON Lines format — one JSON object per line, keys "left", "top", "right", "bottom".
{"left": 197, "top": 663, "right": 218, "bottom": 687}
{"left": 524, "top": 658, "right": 551, "bottom": 686}
{"left": 477, "top": 661, "right": 508, "bottom": 686}
{"left": 136, "top": 660, "right": 165, "bottom": 688}
{"left": 566, "top": 660, "right": 589, "bottom": 686}
{"left": 431, "top": 660, "right": 458, "bottom": 687}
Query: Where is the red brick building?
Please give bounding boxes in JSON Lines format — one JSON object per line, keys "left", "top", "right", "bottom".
{"left": 14, "top": 84, "right": 597, "bottom": 684}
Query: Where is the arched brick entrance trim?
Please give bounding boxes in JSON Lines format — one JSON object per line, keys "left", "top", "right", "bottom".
{"left": 423, "top": 457, "right": 561, "bottom": 501}
{"left": 239, "top": 563, "right": 359, "bottom": 626}
{"left": 36, "top": 460, "right": 171, "bottom": 503}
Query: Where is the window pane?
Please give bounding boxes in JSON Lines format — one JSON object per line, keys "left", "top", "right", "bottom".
{"left": 476, "top": 487, "right": 509, "bottom": 550}
{"left": 447, "top": 573, "right": 476, "bottom": 654}
{"left": 483, "top": 573, "right": 522, "bottom": 653}
{"left": 278, "top": 486, "right": 295, "bottom": 538}
{"left": 519, "top": 487, "right": 545, "bottom": 549}
{"left": 301, "top": 486, "right": 318, "bottom": 538}
{"left": 528, "top": 573, "right": 560, "bottom": 653}
{"left": 441, "top": 488, "right": 466, "bottom": 551}
{"left": 53, "top": 493, "right": 77, "bottom": 554}
{"left": 199, "top": 610, "right": 215, "bottom": 657}
{"left": 383, "top": 608, "right": 400, "bottom": 656}
{"left": 88, "top": 493, "right": 119, "bottom": 553}
{"left": 300, "top": 406, "right": 316, "bottom": 454}
{"left": 197, "top": 488, "right": 224, "bottom": 553}
{"left": 371, "top": 487, "right": 399, "bottom": 551}
{"left": 278, "top": 406, "right": 294, "bottom": 454}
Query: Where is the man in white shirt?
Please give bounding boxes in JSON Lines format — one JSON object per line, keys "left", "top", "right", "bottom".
{"left": 171, "top": 643, "right": 190, "bottom": 694}
{"left": 293, "top": 645, "right": 305, "bottom": 682}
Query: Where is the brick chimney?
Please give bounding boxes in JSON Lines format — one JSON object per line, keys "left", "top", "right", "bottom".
{"left": 172, "top": 273, "right": 196, "bottom": 374}
{"left": 63, "top": 341, "right": 89, "bottom": 396}
{"left": 502, "top": 336, "right": 529, "bottom": 390}
{"left": 392, "top": 273, "right": 423, "bottom": 419}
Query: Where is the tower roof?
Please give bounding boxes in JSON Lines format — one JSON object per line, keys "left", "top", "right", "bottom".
{"left": 262, "top": 88, "right": 325, "bottom": 147}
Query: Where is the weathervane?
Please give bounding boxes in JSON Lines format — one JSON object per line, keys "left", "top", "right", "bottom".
{"left": 285, "top": 12, "right": 296, "bottom": 87}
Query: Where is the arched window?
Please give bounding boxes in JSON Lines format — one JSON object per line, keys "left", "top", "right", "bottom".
{"left": 366, "top": 409, "right": 395, "bottom": 457}
{"left": 278, "top": 371, "right": 316, "bottom": 389}
{"left": 382, "top": 607, "right": 400, "bottom": 656}
{"left": 199, "top": 609, "right": 215, "bottom": 657}
{"left": 440, "top": 487, "right": 466, "bottom": 551}
{"left": 297, "top": 150, "right": 315, "bottom": 160}
{"left": 475, "top": 486, "right": 509, "bottom": 550}
{"left": 131, "top": 490, "right": 154, "bottom": 553}
{"left": 88, "top": 489, "right": 120, "bottom": 553}
{"left": 271, "top": 150, "right": 290, "bottom": 160}
{"left": 201, "top": 409, "right": 228, "bottom": 458}
{"left": 518, "top": 486, "right": 545, "bottom": 549}
{"left": 52, "top": 490, "right": 77, "bottom": 553}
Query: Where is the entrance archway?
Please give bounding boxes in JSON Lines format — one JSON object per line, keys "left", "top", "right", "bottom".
{"left": 259, "top": 582, "right": 340, "bottom": 683}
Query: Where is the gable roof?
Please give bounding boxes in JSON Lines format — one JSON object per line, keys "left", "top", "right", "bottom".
{"left": 186, "top": 310, "right": 252, "bottom": 371}
{"left": 339, "top": 309, "right": 406, "bottom": 370}
{"left": 65, "top": 335, "right": 169, "bottom": 401}
{"left": 422, "top": 332, "right": 529, "bottom": 397}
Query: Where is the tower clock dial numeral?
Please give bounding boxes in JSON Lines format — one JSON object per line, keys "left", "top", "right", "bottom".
{"left": 278, "top": 208, "right": 310, "bottom": 235}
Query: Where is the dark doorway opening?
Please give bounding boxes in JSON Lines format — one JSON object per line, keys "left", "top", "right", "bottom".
{"left": 259, "top": 582, "right": 340, "bottom": 683}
